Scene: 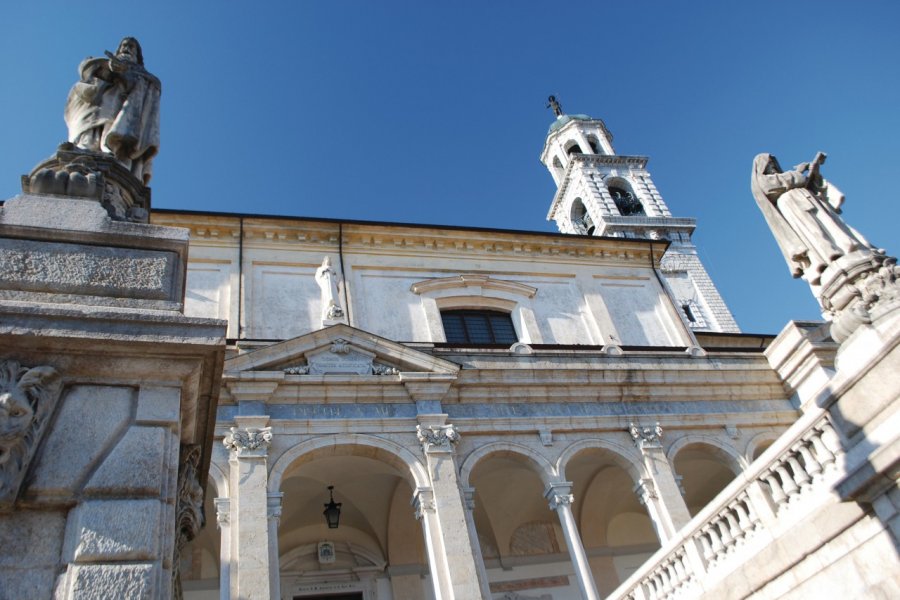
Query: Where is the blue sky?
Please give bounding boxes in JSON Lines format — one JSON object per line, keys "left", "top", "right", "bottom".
{"left": 2, "top": 1, "right": 898, "bottom": 334}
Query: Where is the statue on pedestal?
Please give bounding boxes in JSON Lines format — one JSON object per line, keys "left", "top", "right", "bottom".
{"left": 315, "top": 257, "right": 345, "bottom": 323}
{"left": 752, "top": 152, "right": 899, "bottom": 341}
{"left": 20, "top": 37, "right": 159, "bottom": 222}
{"left": 65, "top": 37, "right": 161, "bottom": 185}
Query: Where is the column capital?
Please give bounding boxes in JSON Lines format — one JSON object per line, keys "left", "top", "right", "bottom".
{"left": 416, "top": 423, "right": 460, "bottom": 454}
{"left": 544, "top": 481, "right": 575, "bottom": 510}
{"left": 267, "top": 492, "right": 284, "bottom": 523}
{"left": 629, "top": 421, "right": 663, "bottom": 450}
{"left": 633, "top": 478, "right": 659, "bottom": 505}
{"left": 224, "top": 425, "right": 272, "bottom": 457}
{"left": 412, "top": 487, "right": 436, "bottom": 520}
{"left": 214, "top": 497, "right": 230, "bottom": 529}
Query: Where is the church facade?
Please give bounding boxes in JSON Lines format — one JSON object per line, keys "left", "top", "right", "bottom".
{"left": 167, "top": 112, "right": 812, "bottom": 600}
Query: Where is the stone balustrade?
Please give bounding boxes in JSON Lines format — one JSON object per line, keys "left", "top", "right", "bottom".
{"left": 608, "top": 411, "right": 846, "bottom": 600}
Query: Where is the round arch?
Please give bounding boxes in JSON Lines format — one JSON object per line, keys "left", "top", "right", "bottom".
{"left": 667, "top": 435, "right": 744, "bottom": 474}
{"left": 556, "top": 437, "right": 644, "bottom": 483}
{"left": 207, "top": 458, "right": 228, "bottom": 498}
{"left": 744, "top": 431, "right": 780, "bottom": 464}
{"left": 459, "top": 441, "right": 556, "bottom": 488}
{"left": 268, "top": 433, "right": 429, "bottom": 493}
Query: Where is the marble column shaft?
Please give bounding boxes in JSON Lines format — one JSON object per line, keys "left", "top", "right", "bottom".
{"left": 545, "top": 482, "right": 600, "bottom": 600}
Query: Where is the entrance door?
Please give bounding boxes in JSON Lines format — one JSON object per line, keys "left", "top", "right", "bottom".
{"left": 295, "top": 594, "right": 363, "bottom": 600}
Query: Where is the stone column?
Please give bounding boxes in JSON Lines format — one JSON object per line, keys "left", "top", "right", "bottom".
{"left": 214, "top": 498, "right": 231, "bottom": 600}
{"left": 267, "top": 492, "right": 283, "bottom": 600}
{"left": 224, "top": 416, "right": 273, "bottom": 600}
{"left": 544, "top": 482, "right": 600, "bottom": 600}
{"left": 415, "top": 418, "right": 490, "bottom": 599}
{"left": 629, "top": 423, "right": 691, "bottom": 542}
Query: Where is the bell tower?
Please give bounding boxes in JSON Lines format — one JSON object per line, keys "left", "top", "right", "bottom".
{"left": 541, "top": 99, "right": 739, "bottom": 333}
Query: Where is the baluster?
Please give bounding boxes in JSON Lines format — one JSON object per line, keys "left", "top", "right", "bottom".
{"left": 818, "top": 421, "right": 843, "bottom": 455}
{"left": 733, "top": 498, "right": 752, "bottom": 531}
{"left": 698, "top": 530, "right": 715, "bottom": 562}
{"left": 705, "top": 523, "right": 724, "bottom": 558}
{"left": 775, "top": 464, "right": 799, "bottom": 496}
{"left": 809, "top": 430, "right": 835, "bottom": 468}
{"left": 762, "top": 471, "right": 787, "bottom": 505}
{"left": 717, "top": 516, "right": 735, "bottom": 548}
{"left": 796, "top": 441, "right": 822, "bottom": 477}
{"left": 674, "top": 553, "right": 688, "bottom": 583}
{"left": 786, "top": 454, "right": 811, "bottom": 487}
{"left": 724, "top": 509, "right": 742, "bottom": 539}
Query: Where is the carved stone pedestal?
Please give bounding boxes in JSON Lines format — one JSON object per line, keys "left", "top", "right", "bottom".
{"left": 0, "top": 193, "right": 225, "bottom": 600}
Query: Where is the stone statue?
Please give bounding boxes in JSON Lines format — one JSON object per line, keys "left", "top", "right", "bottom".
{"left": 752, "top": 152, "right": 900, "bottom": 342}
{"left": 751, "top": 152, "right": 874, "bottom": 285}
{"left": 315, "top": 257, "right": 345, "bottom": 321}
{"left": 547, "top": 95, "right": 563, "bottom": 117}
{"left": 64, "top": 37, "right": 161, "bottom": 185}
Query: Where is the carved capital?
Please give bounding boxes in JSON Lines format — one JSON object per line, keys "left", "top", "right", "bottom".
{"left": 629, "top": 421, "right": 663, "bottom": 450}
{"left": 544, "top": 482, "right": 575, "bottom": 511}
{"left": 416, "top": 423, "right": 460, "bottom": 453}
{"left": 0, "top": 360, "right": 63, "bottom": 511}
{"left": 267, "top": 492, "right": 284, "bottom": 523}
{"left": 223, "top": 426, "right": 272, "bottom": 456}
{"left": 634, "top": 478, "right": 659, "bottom": 505}
{"left": 412, "top": 488, "right": 435, "bottom": 520}
{"left": 214, "top": 497, "right": 230, "bottom": 529}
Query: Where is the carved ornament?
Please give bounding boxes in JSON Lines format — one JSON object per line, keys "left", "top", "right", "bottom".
{"left": 173, "top": 445, "right": 204, "bottom": 600}
{"left": 629, "top": 421, "right": 663, "bottom": 450}
{"left": 223, "top": 426, "right": 273, "bottom": 455}
{"left": 416, "top": 423, "right": 460, "bottom": 453}
{"left": 0, "top": 360, "right": 63, "bottom": 510}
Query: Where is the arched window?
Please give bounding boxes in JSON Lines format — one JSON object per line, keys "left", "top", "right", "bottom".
{"left": 570, "top": 198, "right": 595, "bottom": 235}
{"left": 587, "top": 136, "right": 602, "bottom": 154}
{"left": 608, "top": 185, "right": 645, "bottom": 216}
{"left": 565, "top": 141, "right": 584, "bottom": 156}
{"left": 441, "top": 310, "right": 518, "bottom": 344}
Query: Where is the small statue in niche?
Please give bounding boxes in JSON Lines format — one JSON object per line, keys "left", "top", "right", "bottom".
{"left": 64, "top": 37, "right": 161, "bottom": 185}
{"left": 315, "top": 257, "right": 345, "bottom": 321}
{"left": 751, "top": 152, "right": 877, "bottom": 285}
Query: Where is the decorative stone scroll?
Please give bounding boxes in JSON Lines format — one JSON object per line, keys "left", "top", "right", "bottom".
{"left": 173, "top": 444, "right": 204, "bottom": 600}
{"left": 629, "top": 421, "right": 663, "bottom": 449}
{"left": 223, "top": 426, "right": 272, "bottom": 455}
{"left": 416, "top": 423, "right": 460, "bottom": 453}
{"left": 0, "top": 360, "right": 63, "bottom": 510}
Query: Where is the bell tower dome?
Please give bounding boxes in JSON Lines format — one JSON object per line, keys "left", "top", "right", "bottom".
{"left": 541, "top": 98, "right": 740, "bottom": 333}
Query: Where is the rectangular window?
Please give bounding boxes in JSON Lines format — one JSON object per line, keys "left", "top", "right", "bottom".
{"left": 441, "top": 310, "right": 518, "bottom": 344}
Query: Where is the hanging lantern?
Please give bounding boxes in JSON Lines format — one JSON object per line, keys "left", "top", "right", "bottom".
{"left": 323, "top": 485, "right": 342, "bottom": 529}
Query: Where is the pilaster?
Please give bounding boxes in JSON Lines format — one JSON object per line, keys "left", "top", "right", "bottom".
{"left": 415, "top": 417, "right": 489, "bottom": 599}
{"left": 224, "top": 416, "right": 273, "bottom": 600}
{"left": 629, "top": 423, "right": 691, "bottom": 542}
{"left": 214, "top": 497, "right": 231, "bottom": 600}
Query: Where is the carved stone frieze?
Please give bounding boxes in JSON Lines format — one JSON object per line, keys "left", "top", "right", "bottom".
{"left": 416, "top": 423, "right": 460, "bottom": 453}
{"left": 223, "top": 426, "right": 272, "bottom": 455}
{"left": 0, "top": 360, "right": 63, "bottom": 510}
{"left": 173, "top": 445, "right": 204, "bottom": 600}
{"left": 629, "top": 421, "right": 663, "bottom": 450}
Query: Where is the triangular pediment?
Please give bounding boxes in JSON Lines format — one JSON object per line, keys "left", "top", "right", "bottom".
{"left": 224, "top": 324, "right": 459, "bottom": 376}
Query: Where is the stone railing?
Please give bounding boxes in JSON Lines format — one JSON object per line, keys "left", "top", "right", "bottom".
{"left": 607, "top": 411, "right": 845, "bottom": 600}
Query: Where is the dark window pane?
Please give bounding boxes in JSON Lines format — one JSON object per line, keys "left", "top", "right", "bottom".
{"left": 440, "top": 310, "right": 518, "bottom": 345}
{"left": 488, "top": 315, "right": 517, "bottom": 344}
{"left": 442, "top": 314, "right": 467, "bottom": 343}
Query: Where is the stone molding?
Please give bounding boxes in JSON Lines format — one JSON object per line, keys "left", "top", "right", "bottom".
{"left": 223, "top": 426, "right": 272, "bottom": 456}
{"left": 214, "top": 497, "right": 230, "bottom": 529}
{"left": 410, "top": 274, "right": 538, "bottom": 298}
{"left": 416, "top": 423, "right": 460, "bottom": 454}
{"left": 633, "top": 478, "right": 659, "bottom": 505}
{"left": 0, "top": 359, "right": 63, "bottom": 510}
{"left": 267, "top": 492, "right": 284, "bottom": 523}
